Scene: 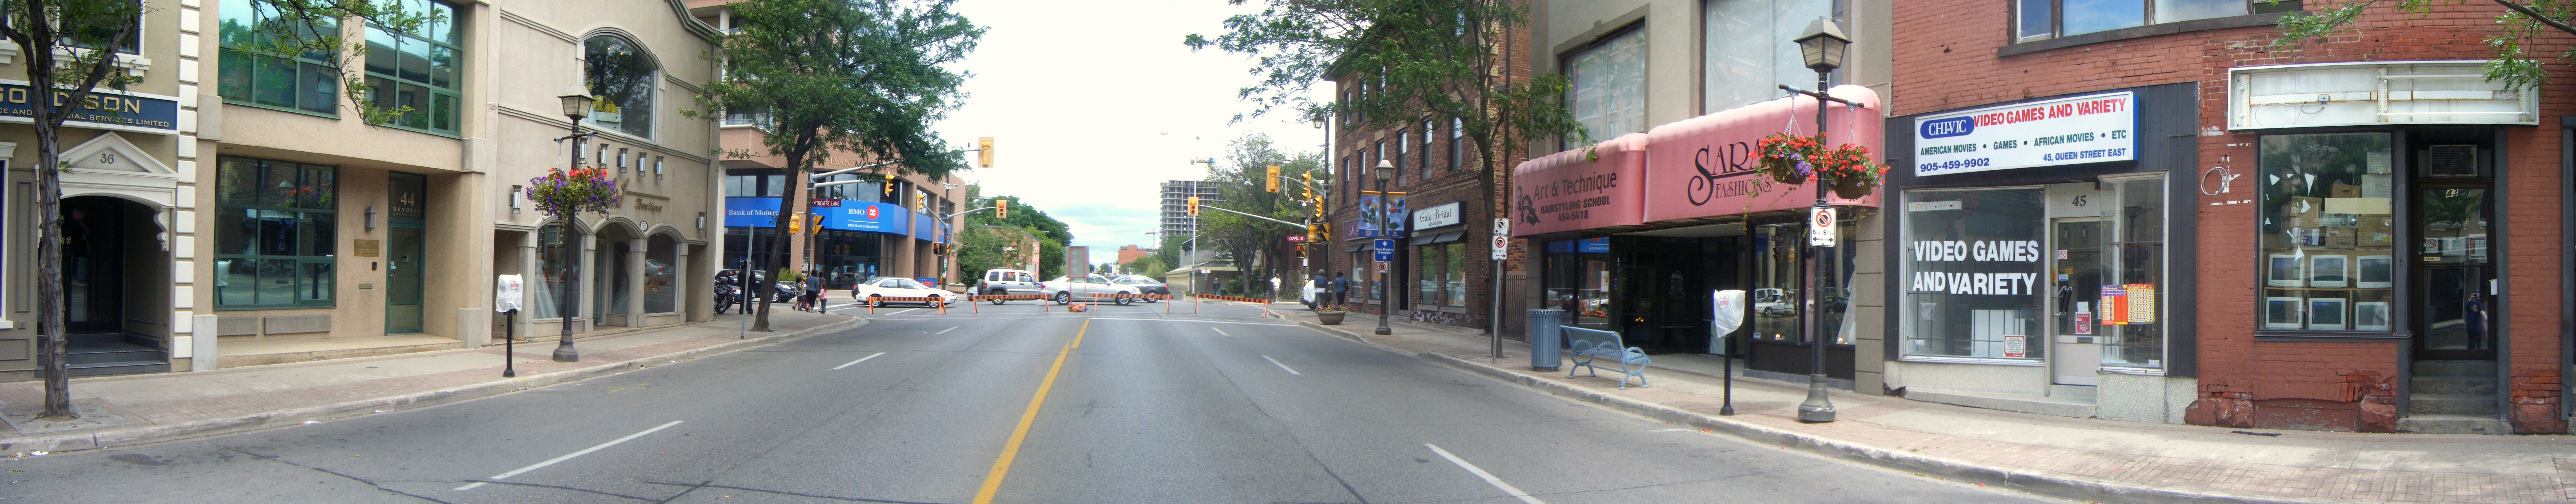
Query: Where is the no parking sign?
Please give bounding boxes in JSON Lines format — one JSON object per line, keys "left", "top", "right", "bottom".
{"left": 1808, "top": 207, "right": 1837, "bottom": 247}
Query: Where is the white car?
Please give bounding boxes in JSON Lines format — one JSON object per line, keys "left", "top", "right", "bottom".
{"left": 1038, "top": 275, "right": 1142, "bottom": 305}
{"left": 855, "top": 277, "right": 953, "bottom": 307}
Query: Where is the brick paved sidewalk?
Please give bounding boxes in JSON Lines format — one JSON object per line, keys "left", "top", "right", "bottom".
{"left": 0, "top": 309, "right": 864, "bottom": 453}
{"left": 1292, "top": 312, "right": 2576, "bottom": 504}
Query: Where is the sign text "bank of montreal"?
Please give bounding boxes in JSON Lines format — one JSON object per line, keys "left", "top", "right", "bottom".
{"left": 1912, "top": 91, "right": 2135, "bottom": 177}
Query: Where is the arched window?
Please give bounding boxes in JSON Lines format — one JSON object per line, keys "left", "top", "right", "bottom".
{"left": 584, "top": 34, "right": 657, "bottom": 137}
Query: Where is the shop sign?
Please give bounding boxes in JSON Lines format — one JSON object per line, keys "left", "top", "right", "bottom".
{"left": 1912, "top": 91, "right": 2134, "bottom": 176}
{"left": 1905, "top": 239, "right": 2043, "bottom": 295}
{"left": 1511, "top": 135, "right": 1645, "bottom": 235}
{"left": 1642, "top": 86, "right": 1883, "bottom": 223}
{"left": 1412, "top": 201, "right": 1461, "bottom": 230}
{"left": 722, "top": 197, "right": 911, "bottom": 235}
{"left": 0, "top": 81, "right": 179, "bottom": 135}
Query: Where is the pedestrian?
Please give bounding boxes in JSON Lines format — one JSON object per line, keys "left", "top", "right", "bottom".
{"left": 1331, "top": 271, "right": 1350, "bottom": 307}
{"left": 801, "top": 269, "right": 825, "bottom": 312}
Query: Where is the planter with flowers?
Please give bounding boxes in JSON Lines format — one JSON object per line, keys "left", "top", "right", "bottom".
{"left": 1754, "top": 132, "right": 1886, "bottom": 199}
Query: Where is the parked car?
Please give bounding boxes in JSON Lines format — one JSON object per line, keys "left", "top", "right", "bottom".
{"left": 977, "top": 268, "right": 1041, "bottom": 304}
{"left": 1752, "top": 288, "right": 1795, "bottom": 316}
{"left": 1038, "top": 275, "right": 1141, "bottom": 305}
{"left": 854, "top": 276, "right": 953, "bottom": 307}
{"left": 1111, "top": 275, "right": 1169, "bottom": 302}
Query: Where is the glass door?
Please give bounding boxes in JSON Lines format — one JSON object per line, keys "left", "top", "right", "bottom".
{"left": 2412, "top": 185, "right": 2494, "bottom": 360}
{"left": 2050, "top": 218, "right": 2104, "bottom": 385}
{"left": 385, "top": 172, "right": 427, "bottom": 334}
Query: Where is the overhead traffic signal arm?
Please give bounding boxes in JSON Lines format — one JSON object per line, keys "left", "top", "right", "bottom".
{"left": 1196, "top": 204, "right": 1306, "bottom": 228}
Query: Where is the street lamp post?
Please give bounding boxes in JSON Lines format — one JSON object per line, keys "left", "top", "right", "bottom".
{"left": 552, "top": 94, "right": 596, "bottom": 363}
{"left": 1372, "top": 160, "right": 1395, "bottom": 336}
{"left": 1786, "top": 18, "right": 1850, "bottom": 423}
{"left": 1314, "top": 116, "right": 1330, "bottom": 300}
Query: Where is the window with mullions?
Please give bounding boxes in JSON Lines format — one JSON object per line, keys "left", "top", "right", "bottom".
{"left": 2016, "top": 0, "right": 2298, "bottom": 41}
{"left": 2258, "top": 133, "right": 2396, "bottom": 333}
{"left": 215, "top": 156, "right": 338, "bottom": 308}
{"left": 585, "top": 33, "right": 659, "bottom": 138}
{"left": 217, "top": 0, "right": 340, "bottom": 114}
{"left": 363, "top": 0, "right": 461, "bottom": 134}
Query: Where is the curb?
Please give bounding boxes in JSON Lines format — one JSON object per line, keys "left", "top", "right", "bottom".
{"left": 1284, "top": 316, "right": 2307, "bottom": 504}
{"left": 1, "top": 315, "right": 870, "bottom": 454}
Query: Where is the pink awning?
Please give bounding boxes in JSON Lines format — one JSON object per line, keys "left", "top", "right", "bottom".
{"left": 1509, "top": 133, "right": 1647, "bottom": 236}
{"left": 1642, "top": 85, "right": 1884, "bottom": 222}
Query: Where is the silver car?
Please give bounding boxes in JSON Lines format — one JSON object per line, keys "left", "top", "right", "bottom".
{"left": 1038, "top": 275, "right": 1141, "bottom": 305}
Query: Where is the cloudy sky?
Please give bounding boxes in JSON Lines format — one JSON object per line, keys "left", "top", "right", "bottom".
{"left": 930, "top": 0, "right": 1330, "bottom": 250}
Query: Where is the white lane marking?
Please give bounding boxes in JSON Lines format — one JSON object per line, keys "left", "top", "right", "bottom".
{"left": 937, "top": 326, "right": 956, "bottom": 335}
{"left": 832, "top": 352, "right": 888, "bottom": 370}
{"left": 1088, "top": 317, "right": 1294, "bottom": 326}
{"left": 885, "top": 308, "right": 921, "bottom": 316}
{"left": 1262, "top": 355, "right": 1301, "bottom": 375}
{"left": 1649, "top": 428, "right": 1692, "bottom": 432}
{"left": 1210, "top": 327, "right": 1231, "bottom": 336}
{"left": 1426, "top": 443, "right": 1547, "bottom": 504}
{"left": 454, "top": 420, "right": 684, "bottom": 491}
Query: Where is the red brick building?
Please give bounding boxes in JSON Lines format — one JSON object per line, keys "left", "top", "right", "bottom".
{"left": 1886, "top": 3, "right": 2565, "bottom": 434}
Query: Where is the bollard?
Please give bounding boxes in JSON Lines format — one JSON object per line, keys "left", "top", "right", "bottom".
{"left": 1527, "top": 309, "right": 1563, "bottom": 372}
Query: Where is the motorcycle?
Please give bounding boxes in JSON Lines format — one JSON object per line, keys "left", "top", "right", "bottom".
{"left": 713, "top": 272, "right": 741, "bottom": 314}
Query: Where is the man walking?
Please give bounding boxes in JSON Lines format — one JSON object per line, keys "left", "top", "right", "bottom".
{"left": 1331, "top": 271, "right": 1351, "bottom": 307}
{"left": 800, "top": 268, "right": 825, "bottom": 312}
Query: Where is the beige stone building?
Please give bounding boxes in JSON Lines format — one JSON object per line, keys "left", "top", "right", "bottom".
{"left": 0, "top": 0, "right": 727, "bottom": 380}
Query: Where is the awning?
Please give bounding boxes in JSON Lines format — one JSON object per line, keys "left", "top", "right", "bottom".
{"left": 1508, "top": 133, "right": 1648, "bottom": 236}
{"left": 1640, "top": 85, "right": 1882, "bottom": 222}
{"left": 1409, "top": 231, "right": 1465, "bottom": 246}
{"left": 1344, "top": 241, "right": 1371, "bottom": 253}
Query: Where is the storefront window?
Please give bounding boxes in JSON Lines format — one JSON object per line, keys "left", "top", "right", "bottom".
{"left": 1445, "top": 242, "right": 1468, "bottom": 306}
{"left": 1902, "top": 188, "right": 2047, "bottom": 360}
{"left": 1417, "top": 244, "right": 1446, "bottom": 306}
{"left": 1544, "top": 238, "right": 1612, "bottom": 330}
{"left": 644, "top": 236, "right": 677, "bottom": 313}
{"left": 1701, "top": 0, "right": 1832, "bottom": 113}
{"left": 531, "top": 225, "right": 570, "bottom": 319}
{"left": 2099, "top": 176, "right": 2168, "bottom": 369}
{"left": 1751, "top": 224, "right": 1803, "bottom": 342}
{"left": 2258, "top": 133, "right": 2395, "bottom": 333}
{"left": 214, "top": 157, "right": 337, "bottom": 308}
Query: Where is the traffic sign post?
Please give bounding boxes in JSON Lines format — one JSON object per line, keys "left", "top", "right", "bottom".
{"left": 1808, "top": 207, "right": 1837, "bottom": 247}
{"left": 1372, "top": 239, "right": 1394, "bottom": 262}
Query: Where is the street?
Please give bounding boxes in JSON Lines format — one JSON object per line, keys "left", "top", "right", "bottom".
{"left": 0, "top": 301, "right": 2053, "bottom": 503}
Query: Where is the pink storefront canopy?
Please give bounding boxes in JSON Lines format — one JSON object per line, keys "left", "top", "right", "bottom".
{"left": 1511, "top": 85, "right": 1885, "bottom": 237}
{"left": 1642, "top": 85, "right": 1882, "bottom": 222}
{"left": 1509, "top": 133, "right": 1647, "bottom": 236}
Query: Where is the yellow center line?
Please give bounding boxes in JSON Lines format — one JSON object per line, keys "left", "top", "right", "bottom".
{"left": 970, "top": 317, "right": 1088, "bottom": 504}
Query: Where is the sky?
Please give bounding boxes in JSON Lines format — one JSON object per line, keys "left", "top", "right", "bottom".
{"left": 930, "top": 0, "right": 1331, "bottom": 251}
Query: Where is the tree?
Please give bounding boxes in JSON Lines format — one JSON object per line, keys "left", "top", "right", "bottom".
{"left": 1125, "top": 256, "right": 1167, "bottom": 279}
{"left": 700, "top": 0, "right": 981, "bottom": 331}
{"left": 953, "top": 225, "right": 1026, "bottom": 282}
{"left": 960, "top": 190, "right": 1072, "bottom": 278}
{"left": 1155, "top": 232, "right": 1187, "bottom": 269}
{"left": 2273, "top": 1, "right": 2576, "bottom": 91}
{"left": 1198, "top": 134, "right": 1321, "bottom": 295}
{"left": 5, "top": 0, "right": 432, "bottom": 420}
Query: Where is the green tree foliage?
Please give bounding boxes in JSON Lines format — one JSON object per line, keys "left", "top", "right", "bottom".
{"left": 1125, "top": 255, "right": 1168, "bottom": 279}
{"left": 1199, "top": 134, "right": 1322, "bottom": 295}
{"left": 1155, "top": 232, "right": 1187, "bottom": 269}
{"left": 1185, "top": 0, "right": 1581, "bottom": 178}
{"left": 960, "top": 190, "right": 1074, "bottom": 279}
{"left": 953, "top": 225, "right": 1029, "bottom": 284}
{"left": 2272, "top": 1, "right": 2576, "bottom": 92}
{"left": 699, "top": 0, "right": 980, "bottom": 331}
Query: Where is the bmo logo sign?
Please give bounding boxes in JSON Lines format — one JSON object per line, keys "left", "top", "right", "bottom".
{"left": 865, "top": 205, "right": 881, "bottom": 219}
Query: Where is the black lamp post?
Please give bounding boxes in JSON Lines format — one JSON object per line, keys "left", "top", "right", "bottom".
{"left": 553, "top": 93, "right": 596, "bottom": 363}
{"left": 1372, "top": 159, "right": 1395, "bottom": 336}
{"left": 1785, "top": 18, "right": 1849, "bottom": 423}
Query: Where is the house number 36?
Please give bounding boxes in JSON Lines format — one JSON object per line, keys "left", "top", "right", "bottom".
{"left": 98, "top": 152, "right": 118, "bottom": 165}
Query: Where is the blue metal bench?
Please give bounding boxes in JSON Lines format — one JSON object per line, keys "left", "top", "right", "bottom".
{"left": 1563, "top": 326, "right": 1650, "bottom": 389}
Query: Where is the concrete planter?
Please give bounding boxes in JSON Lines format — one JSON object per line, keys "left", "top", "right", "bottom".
{"left": 1316, "top": 311, "right": 1346, "bottom": 325}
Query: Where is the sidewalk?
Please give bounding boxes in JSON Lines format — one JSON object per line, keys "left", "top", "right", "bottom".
{"left": 1289, "top": 313, "right": 2576, "bottom": 504}
{"left": 0, "top": 309, "right": 865, "bottom": 454}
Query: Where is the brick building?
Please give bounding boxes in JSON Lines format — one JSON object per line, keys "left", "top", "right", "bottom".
{"left": 1325, "top": 14, "right": 1539, "bottom": 335}
{"left": 1885, "top": 2, "right": 2565, "bottom": 434}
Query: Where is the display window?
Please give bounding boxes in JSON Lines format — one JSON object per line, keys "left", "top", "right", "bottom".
{"left": 1543, "top": 238, "right": 1612, "bottom": 330}
{"left": 2257, "top": 133, "right": 2396, "bottom": 334}
{"left": 1900, "top": 187, "right": 2047, "bottom": 361}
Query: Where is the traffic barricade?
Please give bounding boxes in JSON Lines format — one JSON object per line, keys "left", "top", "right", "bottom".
{"left": 863, "top": 296, "right": 948, "bottom": 315}
{"left": 964, "top": 294, "right": 1048, "bottom": 313}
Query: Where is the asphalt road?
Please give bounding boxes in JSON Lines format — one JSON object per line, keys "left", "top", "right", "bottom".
{"left": 0, "top": 300, "right": 2060, "bottom": 503}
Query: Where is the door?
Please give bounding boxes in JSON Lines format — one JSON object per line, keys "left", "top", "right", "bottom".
{"left": 61, "top": 197, "right": 125, "bottom": 334}
{"left": 2050, "top": 218, "right": 2104, "bottom": 386}
{"left": 386, "top": 223, "right": 424, "bottom": 333}
{"left": 2412, "top": 185, "right": 2494, "bottom": 360}
{"left": 386, "top": 172, "right": 426, "bottom": 334}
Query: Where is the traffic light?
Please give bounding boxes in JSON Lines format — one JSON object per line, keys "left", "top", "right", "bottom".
{"left": 977, "top": 137, "right": 995, "bottom": 168}
{"left": 994, "top": 198, "right": 1008, "bottom": 219}
{"left": 811, "top": 214, "right": 825, "bottom": 235}
{"left": 1187, "top": 196, "right": 1200, "bottom": 216}
{"left": 932, "top": 243, "right": 947, "bottom": 255}
{"left": 1300, "top": 171, "right": 1316, "bottom": 201}
{"left": 1265, "top": 165, "right": 1281, "bottom": 193}
{"left": 882, "top": 175, "right": 896, "bottom": 196}
{"left": 1306, "top": 223, "right": 1322, "bottom": 242}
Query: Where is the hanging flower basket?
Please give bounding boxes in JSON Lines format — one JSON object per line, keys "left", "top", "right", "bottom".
{"left": 524, "top": 168, "right": 623, "bottom": 221}
{"left": 1814, "top": 143, "right": 1887, "bottom": 199}
{"left": 1754, "top": 132, "right": 1821, "bottom": 185}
